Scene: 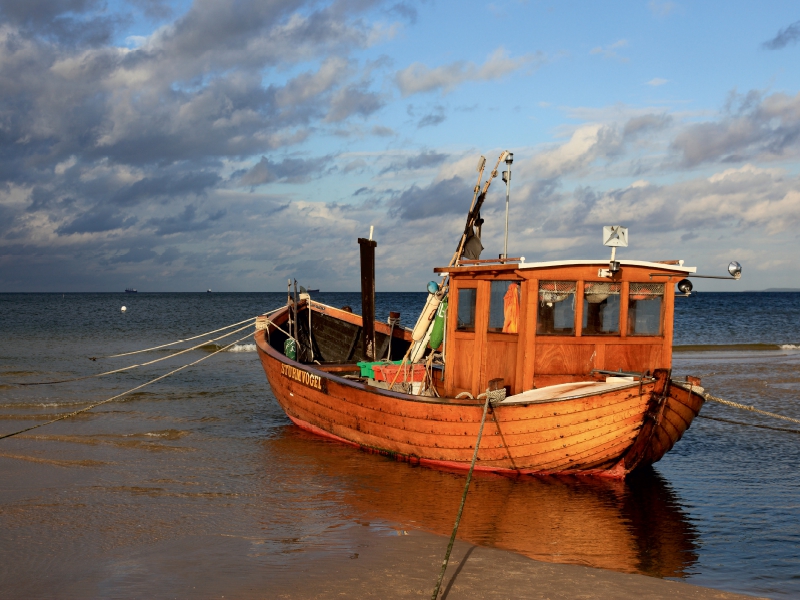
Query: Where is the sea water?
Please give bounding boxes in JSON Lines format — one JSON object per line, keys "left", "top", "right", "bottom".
{"left": 0, "top": 292, "right": 798, "bottom": 598}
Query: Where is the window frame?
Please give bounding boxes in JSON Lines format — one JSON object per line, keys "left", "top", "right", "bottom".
{"left": 626, "top": 282, "right": 665, "bottom": 337}
{"left": 487, "top": 279, "right": 523, "bottom": 334}
{"left": 455, "top": 286, "right": 478, "bottom": 333}
{"left": 536, "top": 280, "right": 577, "bottom": 336}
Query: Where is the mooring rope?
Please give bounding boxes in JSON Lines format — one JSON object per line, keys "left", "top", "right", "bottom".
{"left": 103, "top": 310, "right": 280, "bottom": 358}
{"left": 18, "top": 322, "right": 256, "bottom": 386}
{"left": 698, "top": 414, "right": 800, "bottom": 435}
{"left": 431, "top": 393, "right": 492, "bottom": 600}
{"left": 0, "top": 331, "right": 254, "bottom": 442}
{"left": 703, "top": 393, "right": 800, "bottom": 426}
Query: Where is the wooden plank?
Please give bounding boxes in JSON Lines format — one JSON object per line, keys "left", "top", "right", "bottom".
{"left": 514, "top": 279, "right": 529, "bottom": 393}
{"left": 472, "top": 280, "right": 490, "bottom": 397}
{"left": 521, "top": 278, "right": 538, "bottom": 391}
{"left": 451, "top": 337, "right": 475, "bottom": 394}
{"left": 535, "top": 344, "right": 596, "bottom": 375}
{"left": 595, "top": 343, "right": 606, "bottom": 372}
{"left": 605, "top": 344, "right": 662, "bottom": 374}
{"left": 575, "top": 280, "right": 584, "bottom": 337}
{"left": 317, "top": 364, "right": 361, "bottom": 373}
{"left": 663, "top": 277, "right": 675, "bottom": 370}
{"left": 619, "top": 281, "right": 629, "bottom": 339}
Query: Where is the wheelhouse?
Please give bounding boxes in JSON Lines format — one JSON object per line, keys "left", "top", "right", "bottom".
{"left": 436, "top": 259, "right": 696, "bottom": 398}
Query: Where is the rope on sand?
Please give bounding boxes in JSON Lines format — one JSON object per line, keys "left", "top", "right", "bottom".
{"left": 18, "top": 321, "right": 256, "bottom": 386}
{"left": 703, "top": 393, "right": 800, "bottom": 426}
{"left": 431, "top": 392, "right": 493, "bottom": 600}
{"left": 0, "top": 331, "right": 254, "bottom": 442}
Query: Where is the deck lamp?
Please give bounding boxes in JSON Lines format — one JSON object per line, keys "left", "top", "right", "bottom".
{"left": 501, "top": 153, "right": 514, "bottom": 260}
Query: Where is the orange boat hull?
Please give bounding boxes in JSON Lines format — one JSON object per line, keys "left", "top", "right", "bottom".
{"left": 255, "top": 324, "right": 703, "bottom": 478}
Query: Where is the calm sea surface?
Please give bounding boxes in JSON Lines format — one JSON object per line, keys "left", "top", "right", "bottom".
{"left": 0, "top": 291, "right": 798, "bottom": 598}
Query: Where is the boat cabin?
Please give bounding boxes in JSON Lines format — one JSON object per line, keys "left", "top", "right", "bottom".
{"left": 435, "top": 259, "right": 696, "bottom": 398}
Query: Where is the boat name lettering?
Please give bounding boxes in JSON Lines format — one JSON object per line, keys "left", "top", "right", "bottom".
{"left": 281, "top": 364, "right": 324, "bottom": 391}
{"left": 310, "top": 302, "right": 326, "bottom": 311}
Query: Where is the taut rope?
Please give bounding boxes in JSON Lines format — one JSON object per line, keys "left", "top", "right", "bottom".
{"left": 703, "top": 393, "right": 800, "bottom": 426}
{"left": 0, "top": 331, "right": 254, "bottom": 441}
{"left": 698, "top": 414, "right": 800, "bottom": 435}
{"left": 17, "top": 321, "right": 256, "bottom": 386}
{"left": 104, "top": 313, "right": 274, "bottom": 358}
{"left": 431, "top": 392, "right": 493, "bottom": 600}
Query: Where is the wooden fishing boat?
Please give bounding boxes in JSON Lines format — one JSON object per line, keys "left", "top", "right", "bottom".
{"left": 254, "top": 152, "right": 710, "bottom": 478}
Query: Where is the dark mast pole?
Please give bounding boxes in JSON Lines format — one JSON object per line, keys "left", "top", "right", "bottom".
{"left": 358, "top": 233, "right": 377, "bottom": 362}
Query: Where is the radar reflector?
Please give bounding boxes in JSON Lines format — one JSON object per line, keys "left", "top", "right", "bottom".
{"left": 603, "top": 225, "right": 628, "bottom": 247}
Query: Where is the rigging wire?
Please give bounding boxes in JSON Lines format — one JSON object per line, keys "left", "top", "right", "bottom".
{"left": 0, "top": 330, "right": 254, "bottom": 442}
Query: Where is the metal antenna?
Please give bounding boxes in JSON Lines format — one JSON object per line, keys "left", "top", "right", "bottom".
{"left": 502, "top": 152, "right": 514, "bottom": 259}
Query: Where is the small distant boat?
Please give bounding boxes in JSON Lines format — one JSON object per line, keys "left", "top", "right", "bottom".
{"left": 207, "top": 289, "right": 212, "bottom": 293}
{"left": 306, "top": 289, "right": 320, "bottom": 293}
{"left": 125, "top": 288, "right": 137, "bottom": 293}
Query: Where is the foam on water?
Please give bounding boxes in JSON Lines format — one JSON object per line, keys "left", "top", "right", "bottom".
{"left": 229, "top": 343, "right": 256, "bottom": 352}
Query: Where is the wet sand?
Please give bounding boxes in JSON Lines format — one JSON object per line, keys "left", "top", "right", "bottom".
{"left": 262, "top": 527, "right": 763, "bottom": 600}
{"left": 0, "top": 439, "right": 761, "bottom": 599}
{"left": 5, "top": 524, "right": 761, "bottom": 599}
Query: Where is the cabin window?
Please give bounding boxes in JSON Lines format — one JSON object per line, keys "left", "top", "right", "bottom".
{"left": 456, "top": 288, "right": 477, "bottom": 331}
{"left": 488, "top": 281, "right": 522, "bottom": 333}
{"left": 582, "top": 282, "right": 621, "bottom": 335}
{"left": 537, "top": 281, "right": 576, "bottom": 335}
{"left": 628, "top": 283, "right": 664, "bottom": 335}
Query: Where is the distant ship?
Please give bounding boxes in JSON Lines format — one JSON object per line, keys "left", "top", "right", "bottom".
{"left": 125, "top": 288, "right": 137, "bottom": 293}
{"left": 207, "top": 289, "right": 212, "bottom": 293}
{"left": 306, "top": 289, "right": 320, "bottom": 293}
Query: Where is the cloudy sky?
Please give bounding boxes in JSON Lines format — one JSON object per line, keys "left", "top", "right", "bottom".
{"left": 2, "top": 0, "right": 800, "bottom": 292}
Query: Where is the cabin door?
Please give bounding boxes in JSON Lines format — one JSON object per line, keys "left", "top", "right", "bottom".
{"left": 445, "top": 279, "right": 521, "bottom": 397}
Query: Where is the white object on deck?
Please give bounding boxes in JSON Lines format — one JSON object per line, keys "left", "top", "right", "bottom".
{"left": 121, "top": 306, "right": 127, "bottom": 312}
{"left": 501, "top": 380, "right": 639, "bottom": 405}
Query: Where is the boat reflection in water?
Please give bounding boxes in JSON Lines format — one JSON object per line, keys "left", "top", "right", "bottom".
{"left": 266, "top": 428, "right": 699, "bottom": 578}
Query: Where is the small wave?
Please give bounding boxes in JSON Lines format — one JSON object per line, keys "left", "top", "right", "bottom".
{"left": 229, "top": 343, "right": 256, "bottom": 353}
{"left": 674, "top": 344, "right": 796, "bottom": 352}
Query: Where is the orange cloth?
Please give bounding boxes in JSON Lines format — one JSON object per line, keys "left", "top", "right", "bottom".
{"left": 502, "top": 283, "right": 520, "bottom": 333}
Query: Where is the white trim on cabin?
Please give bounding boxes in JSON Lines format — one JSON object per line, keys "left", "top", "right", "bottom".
{"left": 515, "top": 259, "right": 697, "bottom": 273}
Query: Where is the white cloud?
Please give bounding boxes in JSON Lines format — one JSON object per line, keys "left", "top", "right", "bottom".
{"left": 589, "top": 39, "right": 629, "bottom": 61}
{"left": 648, "top": 1, "right": 678, "bottom": 17}
{"left": 395, "top": 47, "right": 541, "bottom": 96}
{"left": 526, "top": 124, "right": 622, "bottom": 179}
{"left": 646, "top": 78, "right": 668, "bottom": 86}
